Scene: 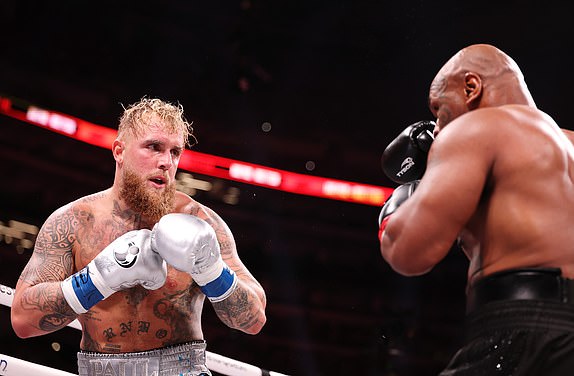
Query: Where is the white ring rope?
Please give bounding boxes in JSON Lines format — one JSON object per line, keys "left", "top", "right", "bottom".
{"left": 1, "top": 283, "right": 288, "bottom": 376}
{"left": 0, "top": 354, "right": 77, "bottom": 376}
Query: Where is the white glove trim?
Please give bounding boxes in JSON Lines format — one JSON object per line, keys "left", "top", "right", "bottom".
{"left": 61, "top": 275, "right": 88, "bottom": 314}
{"left": 194, "top": 258, "right": 238, "bottom": 302}
{"left": 60, "top": 261, "right": 116, "bottom": 315}
{"left": 192, "top": 257, "right": 225, "bottom": 286}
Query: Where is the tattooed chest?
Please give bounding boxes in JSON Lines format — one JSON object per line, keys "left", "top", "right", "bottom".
{"left": 73, "top": 222, "right": 137, "bottom": 267}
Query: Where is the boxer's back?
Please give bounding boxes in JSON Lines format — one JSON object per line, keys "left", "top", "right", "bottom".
{"left": 456, "top": 105, "right": 574, "bottom": 282}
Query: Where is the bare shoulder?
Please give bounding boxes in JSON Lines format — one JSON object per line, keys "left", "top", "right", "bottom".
{"left": 430, "top": 109, "right": 499, "bottom": 166}
{"left": 50, "top": 190, "right": 111, "bottom": 229}
{"left": 436, "top": 106, "right": 553, "bottom": 151}
{"left": 20, "top": 192, "right": 105, "bottom": 284}
{"left": 173, "top": 192, "right": 239, "bottom": 259}
{"left": 562, "top": 128, "right": 574, "bottom": 145}
{"left": 174, "top": 191, "right": 199, "bottom": 214}
{"left": 36, "top": 189, "right": 110, "bottom": 255}
{"left": 173, "top": 191, "right": 220, "bottom": 223}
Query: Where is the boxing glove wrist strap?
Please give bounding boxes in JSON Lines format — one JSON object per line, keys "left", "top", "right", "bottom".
{"left": 61, "top": 263, "right": 114, "bottom": 314}
{"left": 194, "top": 260, "right": 238, "bottom": 303}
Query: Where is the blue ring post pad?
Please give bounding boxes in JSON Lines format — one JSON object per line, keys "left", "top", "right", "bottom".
{"left": 199, "top": 266, "right": 236, "bottom": 299}
{"left": 71, "top": 266, "right": 104, "bottom": 311}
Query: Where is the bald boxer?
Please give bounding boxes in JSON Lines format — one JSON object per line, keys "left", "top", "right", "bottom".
{"left": 379, "top": 44, "right": 574, "bottom": 375}
{"left": 11, "top": 98, "right": 266, "bottom": 376}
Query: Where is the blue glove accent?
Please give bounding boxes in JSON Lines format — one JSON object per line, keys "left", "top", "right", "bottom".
{"left": 199, "top": 266, "right": 237, "bottom": 301}
{"left": 70, "top": 266, "right": 104, "bottom": 311}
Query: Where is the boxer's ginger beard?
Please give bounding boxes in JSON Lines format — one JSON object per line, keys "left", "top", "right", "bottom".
{"left": 120, "top": 169, "right": 175, "bottom": 223}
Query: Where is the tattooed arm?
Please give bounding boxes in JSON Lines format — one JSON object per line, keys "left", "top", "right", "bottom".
{"left": 194, "top": 204, "right": 267, "bottom": 335}
{"left": 11, "top": 205, "right": 78, "bottom": 338}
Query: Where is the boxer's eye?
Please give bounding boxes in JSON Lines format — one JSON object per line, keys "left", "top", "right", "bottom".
{"left": 147, "top": 143, "right": 161, "bottom": 151}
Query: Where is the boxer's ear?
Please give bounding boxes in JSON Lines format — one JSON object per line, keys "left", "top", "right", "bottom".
{"left": 113, "top": 139, "right": 124, "bottom": 164}
{"left": 464, "top": 72, "right": 482, "bottom": 110}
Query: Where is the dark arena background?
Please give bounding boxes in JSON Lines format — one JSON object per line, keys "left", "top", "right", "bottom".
{"left": 1, "top": 1, "right": 573, "bottom": 375}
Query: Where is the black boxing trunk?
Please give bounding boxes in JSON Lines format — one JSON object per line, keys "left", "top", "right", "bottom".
{"left": 441, "top": 268, "right": 574, "bottom": 376}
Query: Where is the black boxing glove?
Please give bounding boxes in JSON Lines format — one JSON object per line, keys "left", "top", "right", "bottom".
{"left": 378, "top": 180, "right": 419, "bottom": 240}
{"left": 381, "top": 120, "right": 435, "bottom": 184}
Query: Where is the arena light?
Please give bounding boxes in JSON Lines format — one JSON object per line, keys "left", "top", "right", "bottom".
{"left": 0, "top": 95, "right": 393, "bottom": 206}
{"left": 0, "top": 220, "right": 38, "bottom": 253}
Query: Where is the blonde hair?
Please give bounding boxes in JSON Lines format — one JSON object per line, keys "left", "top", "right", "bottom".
{"left": 117, "top": 97, "right": 197, "bottom": 147}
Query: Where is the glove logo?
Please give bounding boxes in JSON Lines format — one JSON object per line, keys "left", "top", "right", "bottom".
{"left": 396, "top": 157, "right": 415, "bottom": 178}
{"left": 113, "top": 242, "right": 139, "bottom": 268}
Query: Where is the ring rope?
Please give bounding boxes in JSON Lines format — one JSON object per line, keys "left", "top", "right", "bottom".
{"left": 1, "top": 283, "right": 288, "bottom": 376}
{"left": 0, "top": 354, "right": 77, "bottom": 376}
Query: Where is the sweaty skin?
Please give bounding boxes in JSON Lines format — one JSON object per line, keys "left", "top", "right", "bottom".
{"left": 380, "top": 44, "right": 574, "bottom": 285}
{"left": 11, "top": 102, "right": 266, "bottom": 353}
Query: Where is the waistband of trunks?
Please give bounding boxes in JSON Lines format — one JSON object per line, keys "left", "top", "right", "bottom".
{"left": 77, "top": 340, "right": 211, "bottom": 376}
{"left": 466, "top": 267, "right": 574, "bottom": 314}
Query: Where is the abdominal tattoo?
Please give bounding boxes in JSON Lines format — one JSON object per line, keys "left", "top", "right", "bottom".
{"left": 82, "top": 319, "right": 161, "bottom": 353}
{"left": 102, "top": 320, "right": 152, "bottom": 341}
{"left": 153, "top": 289, "right": 194, "bottom": 344}
{"left": 83, "top": 289, "right": 195, "bottom": 352}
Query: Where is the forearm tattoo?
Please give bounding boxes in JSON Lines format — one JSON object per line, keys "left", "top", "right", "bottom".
{"left": 212, "top": 287, "right": 263, "bottom": 331}
{"left": 189, "top": 203, "right": 266, "bottom": 331}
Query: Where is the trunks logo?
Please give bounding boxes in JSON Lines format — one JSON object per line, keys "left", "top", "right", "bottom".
{"left": 114, "top": 242, "right": 139, "bottom": 268}
{"left": 396, "top": 157, "right": 415, "bottom": 177}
